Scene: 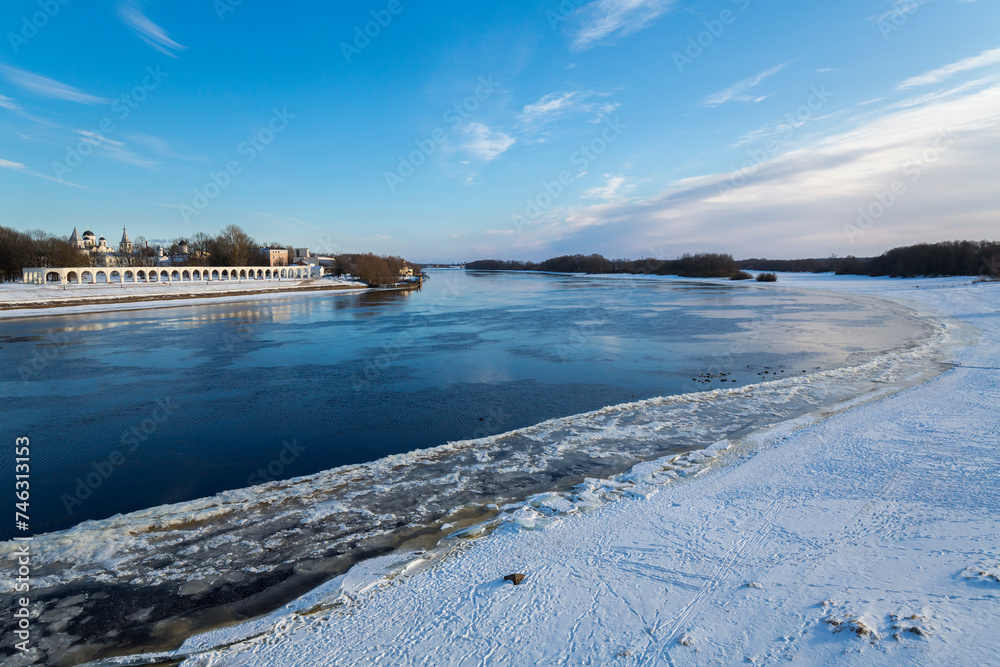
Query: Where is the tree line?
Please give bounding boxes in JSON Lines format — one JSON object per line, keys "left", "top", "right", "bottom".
{"left": 0, "top": 224, "right": 295, "bottom": 280}
{"left": 468, "top": 241, "right": 1000, "bottom": 280}
{"left": 0, "top": 226, "right": 89, "bottom": 282}
{"left": 466, "top": 253, "right": 745, "bottom": 278}
{"left": 330, "top": 253, "right": 410, "bottom": 286}
{"left": 741, "top": 241, "right": 1000, "bottom": 278}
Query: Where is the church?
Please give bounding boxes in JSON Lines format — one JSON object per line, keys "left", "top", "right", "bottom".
{"left": 69, "top": 226, "right": 137, "bottom": 267}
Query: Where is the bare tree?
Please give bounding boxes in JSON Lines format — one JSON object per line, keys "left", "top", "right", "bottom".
{"left": 216, "top": 225, "right": 257, "bottom": 266}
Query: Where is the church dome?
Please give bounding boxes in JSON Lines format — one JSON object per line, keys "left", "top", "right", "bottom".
{"left": 83, "top": 230, "right": 95, "bottom": 238}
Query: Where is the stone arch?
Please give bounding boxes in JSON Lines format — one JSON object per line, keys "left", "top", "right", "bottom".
{"left": 95, "top": 270, "right": 108, "bottom": 284}
{"left": 109, "top": 270, "right": 121, "bottom": 284}
{"left": 149, "top": 271, "right": 158, "bottom": 282}
{"left": 81, "top": 271, "right": 94, "bottom": 284}
{"left": 46, "top": 271, "right": 61, "bottom": 283}
{"left": 170, "top": 270, "right": 180, "bottom": 281}
{"left": 160, "top": 270, "right": 169, "bottom": 281}
{"left": 137, "top": 270, "right": 147, "bottom": 282}
{"left": 238, "top": 269, "right": 247, "bottom": 279}
{"left": 66, "top": 271, "right": 79, "bottom": 284}
{"left": 212, "top": 270, "right": 220, "bottom": 280}
{"left": 124, "top": 270, "right": 134, "bottom": 283}
{"left": 256, "top": 269, "right": 264, "bottom": 279}
{"left": 265, "top": 269, "right": 271, "bottom": 279}
{"left": 222, "top": 269, "right": 230, "bottom": 280}
{"left": 182, "top": 270, "right": 191, "bottom": 281}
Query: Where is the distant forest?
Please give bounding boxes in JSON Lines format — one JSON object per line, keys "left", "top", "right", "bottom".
{"left": 467, "top": 241, "right": 1000, "bottom": 279}
{"left": 467, "top": 253, "right": 747, "bottom": 279}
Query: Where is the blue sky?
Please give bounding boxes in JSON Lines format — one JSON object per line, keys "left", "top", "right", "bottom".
{"left": 1, "top": 0, "right": 998, "bottom": 262}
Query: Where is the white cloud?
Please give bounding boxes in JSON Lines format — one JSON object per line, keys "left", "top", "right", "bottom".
{"left": 0, "top": 158, "right": 27, "bottom": 170}
{"left": 0, "top": 94, "right": 21, "bottom": 112}
{"left": 72, "top": 130, "right": 160, "bottom": 168}
{"left": 583, "top": 174, "right": 632, "bottom": 201}
{"left": 461, "top": 123, "right": 515, "bottom": 162}
{"left": 516, "top": 91, "right": 620, "bottom": 137}
{"left": 0, "top": 65, "right": 110, "bottom": 105}
{"left": 572, "top": 0, "right": 674, "bottom": 50}
{"left": 897, "top": 46, "right": 1000, "bottom": 89}
{"left": 118, "top": 0, "right": 186, "bottom": 57}
{"left": 702, "top": 62, "right": 790, "bottom": 107}
{"left": 0, "top": 155, "right": 85, "bottom": 187}
{"left": 505, "top": 83, "right": 1000, "bottom": 258}
{"left": 517, "top": 92, "right": 582, "bottom": 126}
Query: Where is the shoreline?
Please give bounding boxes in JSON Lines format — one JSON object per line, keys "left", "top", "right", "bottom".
{"left": 176, "top": 275, "right": 998, "bottom": 666}
{"left": 0, "top": 276, "right": 958, "bottom": 666}
{"left": 0, "top": 281, "right": 421, "bottom": 320}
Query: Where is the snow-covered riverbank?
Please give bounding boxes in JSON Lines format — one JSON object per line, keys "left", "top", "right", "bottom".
{"left": 143, "top": 274, "right": 998, "bottom": 667}
{"left": 0, "top": 278, "right": 368, "bottom": 319}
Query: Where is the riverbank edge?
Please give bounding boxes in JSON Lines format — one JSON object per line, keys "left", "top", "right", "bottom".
{"left": 0, "top": 282, "right": 421, "bottom": 320}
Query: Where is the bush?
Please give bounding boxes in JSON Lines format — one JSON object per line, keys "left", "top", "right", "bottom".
{"left": 756, "top": 272, "right": 778, "bottom": 282}
{"left": 730, "top": 271, "right": 753, "bottom": 281}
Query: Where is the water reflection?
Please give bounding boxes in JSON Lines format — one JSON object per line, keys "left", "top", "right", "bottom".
{"left": 0, "top": 271, "right": 927, "bottom": 535}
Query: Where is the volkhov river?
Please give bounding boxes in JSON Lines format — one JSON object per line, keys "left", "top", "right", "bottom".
{"left": 0, "top": 270, "right": 926, "bottom": 537}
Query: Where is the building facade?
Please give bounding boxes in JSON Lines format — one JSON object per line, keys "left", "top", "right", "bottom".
{"left": 23, "top": 265, "right": 320, "bottom": 285}
{"left": 261, "top": 248, "right": 289, "bottom": 267}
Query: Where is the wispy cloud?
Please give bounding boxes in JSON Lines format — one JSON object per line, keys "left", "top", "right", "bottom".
{"left": 504, "top": 83, "right": 1000, "bottom": 257}
{"left": 572, "top": 0, "right": 674, "bottom": 50}
{"left": 0, "top": 94, "right": 22, "bottom": 112}
{"left": 516, "top": 91, "right": 620, "bottom": 137}
{"left": 518, "top": 92, "right": 582, "bottom": 126}
{"left": 0, "top": 158, "right": 27, "bottom": 170}
{"left": 0, "top": 155, "right": 86, "bottom": 188}
{"left": 701, "top": 62, "right": 790, "bottom": 107}
{"left": 72, "top": 130, "right": 161, "bottom": 168}
{"left": 460, "top": 123, "right": 515, "bottom": 162}
{"left": 118, "top": 0, "right": 186, "bottom": 57}
{"left": 897, "top": 46, "right": 1000, "bottom": 89}
{"left": 0, "top": 65, "right": 110, "bottom": 105}
{"left": 583, "top": 174, "right": 632, "bottom": 201}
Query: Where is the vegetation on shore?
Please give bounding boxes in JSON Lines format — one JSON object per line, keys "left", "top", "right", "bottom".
{"left": 467, "top": 253, "right": 748, "bottom": 279}
{"left": 1, "top": 224, "right": 419, "bottom": 287}
{"left": 741, "top": 241, "right": 1000, "bottom": 278}
{"left": 468, "top": 241, "right": 1000, "bottom": 280}
{"left": 0, "top": 226, "right": 89, "bottom": 282}
{"left": 334, "top": 253, "right": 413, "bottom": 287}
